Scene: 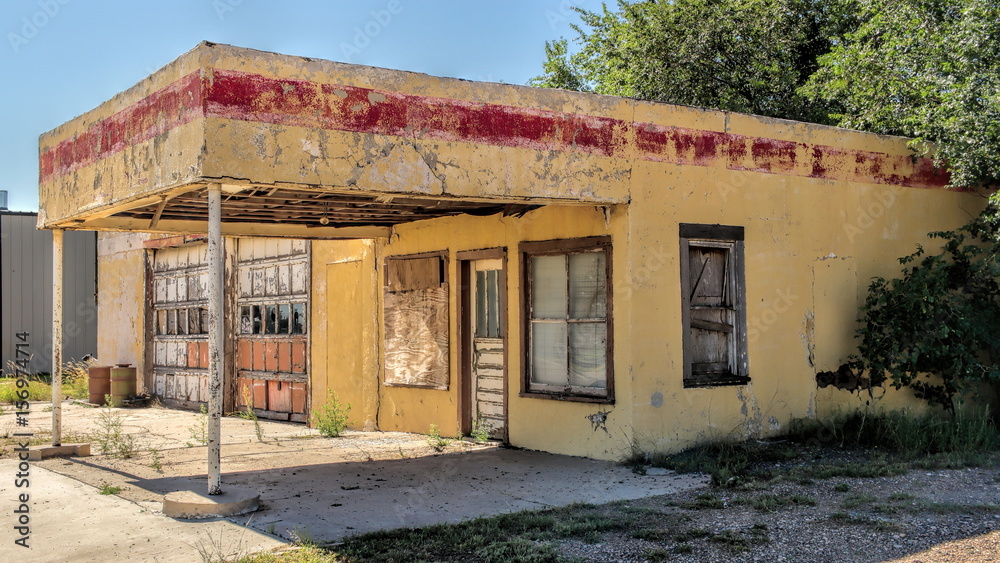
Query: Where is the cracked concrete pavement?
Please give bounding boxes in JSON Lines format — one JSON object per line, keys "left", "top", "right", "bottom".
{"left": 1, "top": 402, "right": 708, "bottom": 560}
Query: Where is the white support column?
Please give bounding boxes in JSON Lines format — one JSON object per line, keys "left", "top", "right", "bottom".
{"left": 51, "top": 229, "right": 63, "bottom": 446}
{"left": 207, "top": 184, "right": 223, "bottom": 495}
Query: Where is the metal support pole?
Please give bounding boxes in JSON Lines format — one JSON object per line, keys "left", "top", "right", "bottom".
{"left": 51, "top": 229, "right": 63, "bottom": 446}
{"left": 207, "top": 184, "right": 223, "bottom": 495}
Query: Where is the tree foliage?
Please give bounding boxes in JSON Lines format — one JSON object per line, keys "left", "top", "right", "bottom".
{"left": 534, "top": 0, "right": 1000, "bottom": 188}
{"left": 530, "top": 0, "right": 854, "bottom": 124}
{"left": 852, "top": 206, "right": 1000, "bottom": 412}
{"left": 802, "top": 0, "right": 1000, "bottom": 187}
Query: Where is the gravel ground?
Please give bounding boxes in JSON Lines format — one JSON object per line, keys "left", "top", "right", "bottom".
{"left": 556, "top": 466, "right": 1000, "bottom": 562}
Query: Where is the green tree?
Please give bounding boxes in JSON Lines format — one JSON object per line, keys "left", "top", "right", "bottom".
{"left": 529, "top": 0, "right": 853, "bottom": 124}
{"left": 851, "top": 206, "right": 1000, "bottom": 413}
{"left": 803, "top": 0, "right": 1000, "bottom": 188}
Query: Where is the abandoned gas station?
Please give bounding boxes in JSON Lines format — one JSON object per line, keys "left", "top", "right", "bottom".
{"left": 36, "top": 42, "right": 988, "bottom": 495}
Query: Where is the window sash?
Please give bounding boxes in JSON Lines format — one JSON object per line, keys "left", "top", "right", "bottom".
{"left": 522, "top": 239, "right": 612, "bottom": 400}
{"left": 680, "top": 225, "right": 748, "bottom": 387}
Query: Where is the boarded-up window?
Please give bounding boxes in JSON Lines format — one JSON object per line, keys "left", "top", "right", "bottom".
{"left": 680, "top": 224, "right": 749, "bottom": 387}
{"left": 521, "top": 237, "right": 613, "bottom": 402}
{"left": 383, "top": 253, "right": 450, "bottom": 388}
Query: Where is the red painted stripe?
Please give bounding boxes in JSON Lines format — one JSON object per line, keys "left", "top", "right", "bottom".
{"left": 40, "top": 68, "right": 954, "bottom": 190}
{"left": 39, "top": 72, "right": 204, "bottom": 183}
{"left": 202, "top": 69, "right": 624, "bottom": 157}
{"left": 635, "top": 123, "right": 951, "bottom": 188}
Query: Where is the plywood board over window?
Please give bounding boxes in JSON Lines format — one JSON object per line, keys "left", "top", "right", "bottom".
{"left": 679, "top": 224, "right": 749, "bottom": 388}
{"left": 383, "top": 253, "right": 450, "bottom": 389}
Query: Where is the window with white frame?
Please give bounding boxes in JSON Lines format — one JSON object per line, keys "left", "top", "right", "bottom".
{"left": 521, "top": 237, "right": 613, "bottom": 402}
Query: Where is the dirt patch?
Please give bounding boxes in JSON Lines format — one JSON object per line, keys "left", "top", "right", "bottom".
{"left": 553, "top": 467, "right": 1000, "bottom": 562}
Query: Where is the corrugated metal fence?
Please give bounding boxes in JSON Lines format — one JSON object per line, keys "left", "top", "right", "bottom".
{"left": 1, "top": 212, "right": 97, "bottom": 374}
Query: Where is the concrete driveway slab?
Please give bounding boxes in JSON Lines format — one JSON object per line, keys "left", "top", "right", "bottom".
{"left": 221, "top": 448, "right": 710, "bottom": 543}
{"left": 3, "top": 403, "right": 709, "bottom": 554}
{"left": 0, "top": 459, "right": 286, "bottom": 563}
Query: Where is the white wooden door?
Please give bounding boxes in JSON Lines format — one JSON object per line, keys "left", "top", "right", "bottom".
{"left": 151, "top": 243, "right": 211, "bottom": 408}
{"left": 470, "top": 259, "right": 504, "bottom": 439}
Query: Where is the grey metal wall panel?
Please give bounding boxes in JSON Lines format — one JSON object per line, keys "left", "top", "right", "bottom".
{"left": 1, "top": 212, "right": 97, "bottom": 374}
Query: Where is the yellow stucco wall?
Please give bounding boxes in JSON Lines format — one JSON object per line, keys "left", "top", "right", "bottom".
{"left": 314, "top": 205, "right": 632, "bottom": 459}
{"left": 312, "top": 157, "right": 983, "bottom": 461}
{"left": 96, "top": 232, "right": 149, "bottom": 387}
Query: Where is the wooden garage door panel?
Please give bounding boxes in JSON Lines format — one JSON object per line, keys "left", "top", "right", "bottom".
{"left": 267, "top": 380, "right": 292, "bottom": 414}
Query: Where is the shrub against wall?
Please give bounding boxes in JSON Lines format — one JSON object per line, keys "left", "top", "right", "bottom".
{"left": 852, "top": 204, "right": 1000, "bottom": 413}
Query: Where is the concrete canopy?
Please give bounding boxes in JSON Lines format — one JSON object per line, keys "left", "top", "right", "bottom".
{"left": 37, "top": 41, "right": 636, "bottom": 238}
{"left": 37, "top": 41, "right": 954, "bottom": 237}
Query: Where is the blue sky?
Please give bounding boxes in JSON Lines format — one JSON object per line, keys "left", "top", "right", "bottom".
{"left": 0, "top": 0, "right": 600, "bottom": 211}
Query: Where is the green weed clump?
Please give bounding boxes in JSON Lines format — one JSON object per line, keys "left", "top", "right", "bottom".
{"left": 94, "top": 397, "right": 140, "bottom": 459}
{"left": 61, "top": 360, "right": 91, "bottom": 400}
{"left": 238, "top": 387, "right": 265, "bottom": 442}
{"left": 632, "top": 408, "right": 1000, "bottom": 488}
{"left": 788, "top": 408, "right": 1000, "bottom": 463}
{"left": 470, "top": 414, "right": 491, "bottom": 443}
{"left": 98, "top": 483, "right": 122, "bottom": 495}
{"left": 0, "top": 359, "right": 93, "bottom": 404}
{"left": 187, "top": 404, "right": 209, "bottom": 446}
{"left": 0, "top": 378, "right": 51, "bottom": 403}
{"left": 427, "top": 424, "right": 450, "bottom": 451}
{"left": 312, "top": 390, "right": 351, "bottom": 437}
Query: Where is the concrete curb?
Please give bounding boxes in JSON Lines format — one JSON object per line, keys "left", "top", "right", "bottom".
{"left": 27, "top": 442, "right": 91, "bottom": 460}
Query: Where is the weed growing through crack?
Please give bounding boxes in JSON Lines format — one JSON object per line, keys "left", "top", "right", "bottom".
{"left": 470, "top": 414, "right": 491, "bottom": 443}
{"left": 312, "top": 390, "right": 351, "bottom": 437}
{"left": 99, "top": 483, "right": 122, "bottom": 495}
{"left": 289, "top": 525, "right": 316, "bottom": 546}
{"left": 93, "top": 395, "right": 140, "bottom": 458}
{"left": 193, "top": 520, "right": 253, "bottom": 563}
{"left": 427, "top": 424, "right": 450, "bottom": 452}
{"left": 238, "top": 388, "right": 265, "bottom": 442}
{"left": 189, "top": 404, "right": 209, "bottom": 446}
{"left": 149, "top": 448, "right": 163, "bottom": 472}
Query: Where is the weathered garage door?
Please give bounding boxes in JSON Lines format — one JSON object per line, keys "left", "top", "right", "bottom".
{"left": 151, "top": 243, "right": 210, "bottom": 408}
{"left": 235, "top": 239, "right": 310, "bottom": 422}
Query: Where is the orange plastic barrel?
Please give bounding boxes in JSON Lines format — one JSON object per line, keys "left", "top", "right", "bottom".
{"left": 109, "top": 366, "right": 137, "bottom": 407}
{"left": 88, "top": 366, "right": 111, "bottom": 405}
